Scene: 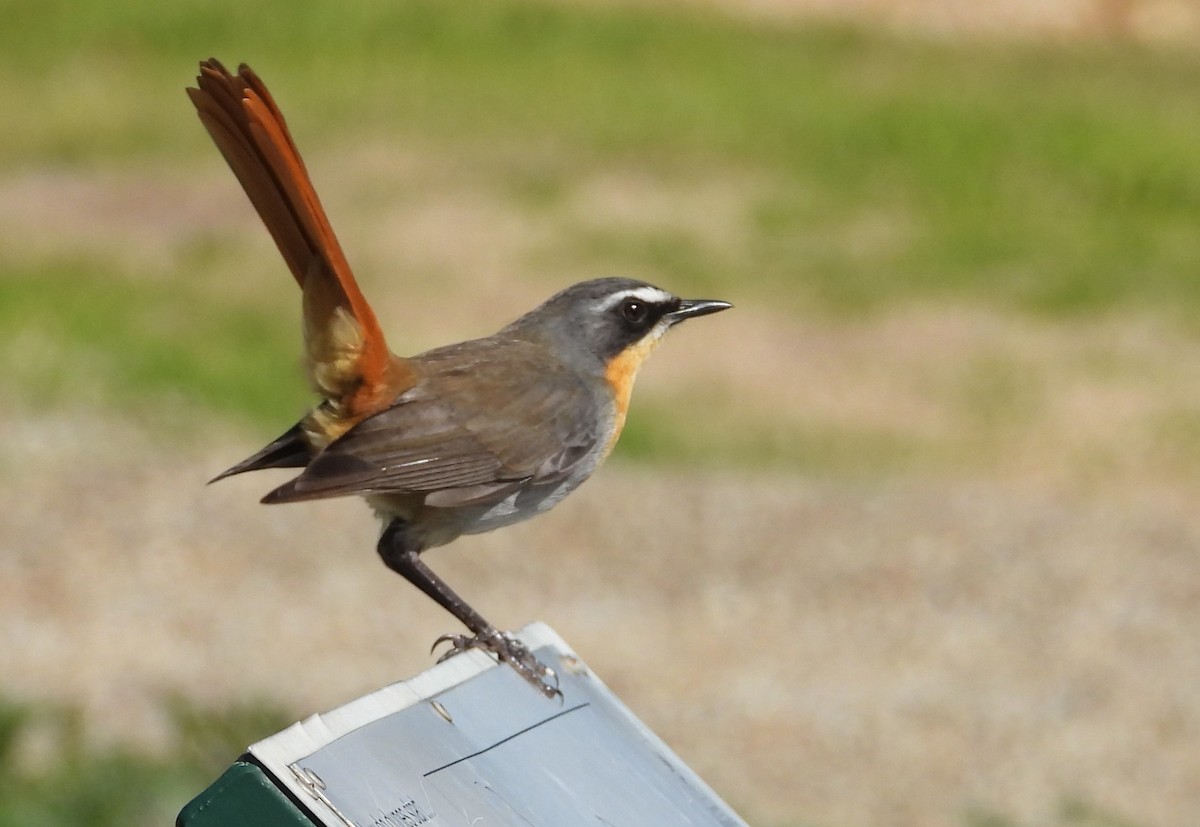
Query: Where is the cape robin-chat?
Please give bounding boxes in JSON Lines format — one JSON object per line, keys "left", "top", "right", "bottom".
{"left": 188, "top": 59, "right": 731, "bottom": 695}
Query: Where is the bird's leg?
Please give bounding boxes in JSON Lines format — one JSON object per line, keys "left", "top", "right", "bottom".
{"left": 377, "top": 521, "right": 559, "bottom": 698}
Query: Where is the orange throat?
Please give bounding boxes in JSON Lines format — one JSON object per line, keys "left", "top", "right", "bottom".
{"left": 602, "top": 331, "right": 666, "bottom": 455}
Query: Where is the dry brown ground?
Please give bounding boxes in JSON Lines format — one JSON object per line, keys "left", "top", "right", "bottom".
{"left": 3, "top": 148, "right": 1200, "bottom": 827}
{"left": 3, "top": 407, "right": 1198, "bottom": 827}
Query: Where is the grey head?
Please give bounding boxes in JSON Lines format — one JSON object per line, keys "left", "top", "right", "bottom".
{"left": 503, "top": 277, "right": 732, "bottom": 365}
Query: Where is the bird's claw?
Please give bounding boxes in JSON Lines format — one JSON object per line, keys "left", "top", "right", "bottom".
{"left": 431, "top": 630, "right": 561, "bottom": 700}
{"left": 431, "top": 632, "right": 487, "bottom": 660}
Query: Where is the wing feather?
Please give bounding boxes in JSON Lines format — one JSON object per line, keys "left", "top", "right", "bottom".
{"left": 265, "top": 339, "right": 606, "bottom": 505}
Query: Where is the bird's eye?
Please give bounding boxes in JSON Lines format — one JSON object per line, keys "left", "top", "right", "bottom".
{"left": 620, "top": 298, "right": 648, "bottom": 325}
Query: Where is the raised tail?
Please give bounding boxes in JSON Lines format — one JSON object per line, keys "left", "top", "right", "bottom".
{"left": 187, "top": 59, "right": 407, "bottom": 428}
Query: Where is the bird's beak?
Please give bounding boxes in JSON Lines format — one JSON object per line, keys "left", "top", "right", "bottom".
{"left": 665, "top": 298, "right": 733, "bottom": 324}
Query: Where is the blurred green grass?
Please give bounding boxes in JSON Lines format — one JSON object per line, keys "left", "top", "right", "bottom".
{"left": 1, "top": 259, "right": 304, "bottom": 422}
{"left": 2, "top": 0, "right": 1199, "bottom": 440}
{"left": 0, "top": 693, "right": 294, "bottom": 827}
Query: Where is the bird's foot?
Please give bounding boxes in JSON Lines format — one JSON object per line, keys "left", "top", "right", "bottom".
{"left": 433, "top": 630, "right": 561, "bottom": 700}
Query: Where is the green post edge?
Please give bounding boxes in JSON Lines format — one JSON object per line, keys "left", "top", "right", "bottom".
{"left": 176, "top": 761, "right": 314, "bottom": 827}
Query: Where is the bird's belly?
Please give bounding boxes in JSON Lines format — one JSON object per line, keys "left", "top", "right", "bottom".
{"left": 367, "top": 475, "right": 584, "bottom": 550}
{"left": 457, "top": 416, "right": 618, "bottom": 536}
{"left": 457, "top": 476, "right": 580, "bottom": 536}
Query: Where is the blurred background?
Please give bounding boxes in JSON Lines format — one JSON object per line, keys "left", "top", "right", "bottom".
{"left": 2, "top": 0, "right": 1199, "bottom": 825}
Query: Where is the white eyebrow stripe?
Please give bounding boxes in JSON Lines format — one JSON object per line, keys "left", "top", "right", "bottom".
{"left": 598, "top": 286, "right": 675, "bottom": 311}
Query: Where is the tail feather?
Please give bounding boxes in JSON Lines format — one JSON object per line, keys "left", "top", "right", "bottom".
{"left": 209, "top": 422, "right": 311, "bottom": 484}
{"left": 188, "top": 58, "right": 403, "bottom": 417}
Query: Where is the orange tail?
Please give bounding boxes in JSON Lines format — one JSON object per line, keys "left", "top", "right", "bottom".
{"left": 187, "top": 58, "right": 402, "bottom": 424}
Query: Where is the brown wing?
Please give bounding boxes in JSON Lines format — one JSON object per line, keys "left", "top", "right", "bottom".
{"left": 187, "top": 59, "right": 405, "bottom": 418}
{"left": 263, "top": 339, "right": 607, "bottom": 506}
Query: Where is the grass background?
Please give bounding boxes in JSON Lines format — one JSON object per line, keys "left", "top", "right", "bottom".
{"left": 6, "top": 0, "right": 1200, "bottom": 428}
{"left": 2, "top": 0, "right": 1199, "bottom": 825}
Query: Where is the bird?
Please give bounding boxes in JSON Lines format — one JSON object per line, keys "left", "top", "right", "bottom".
{"left": 187, "top": 58, "right": 731, "bottom": 696}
